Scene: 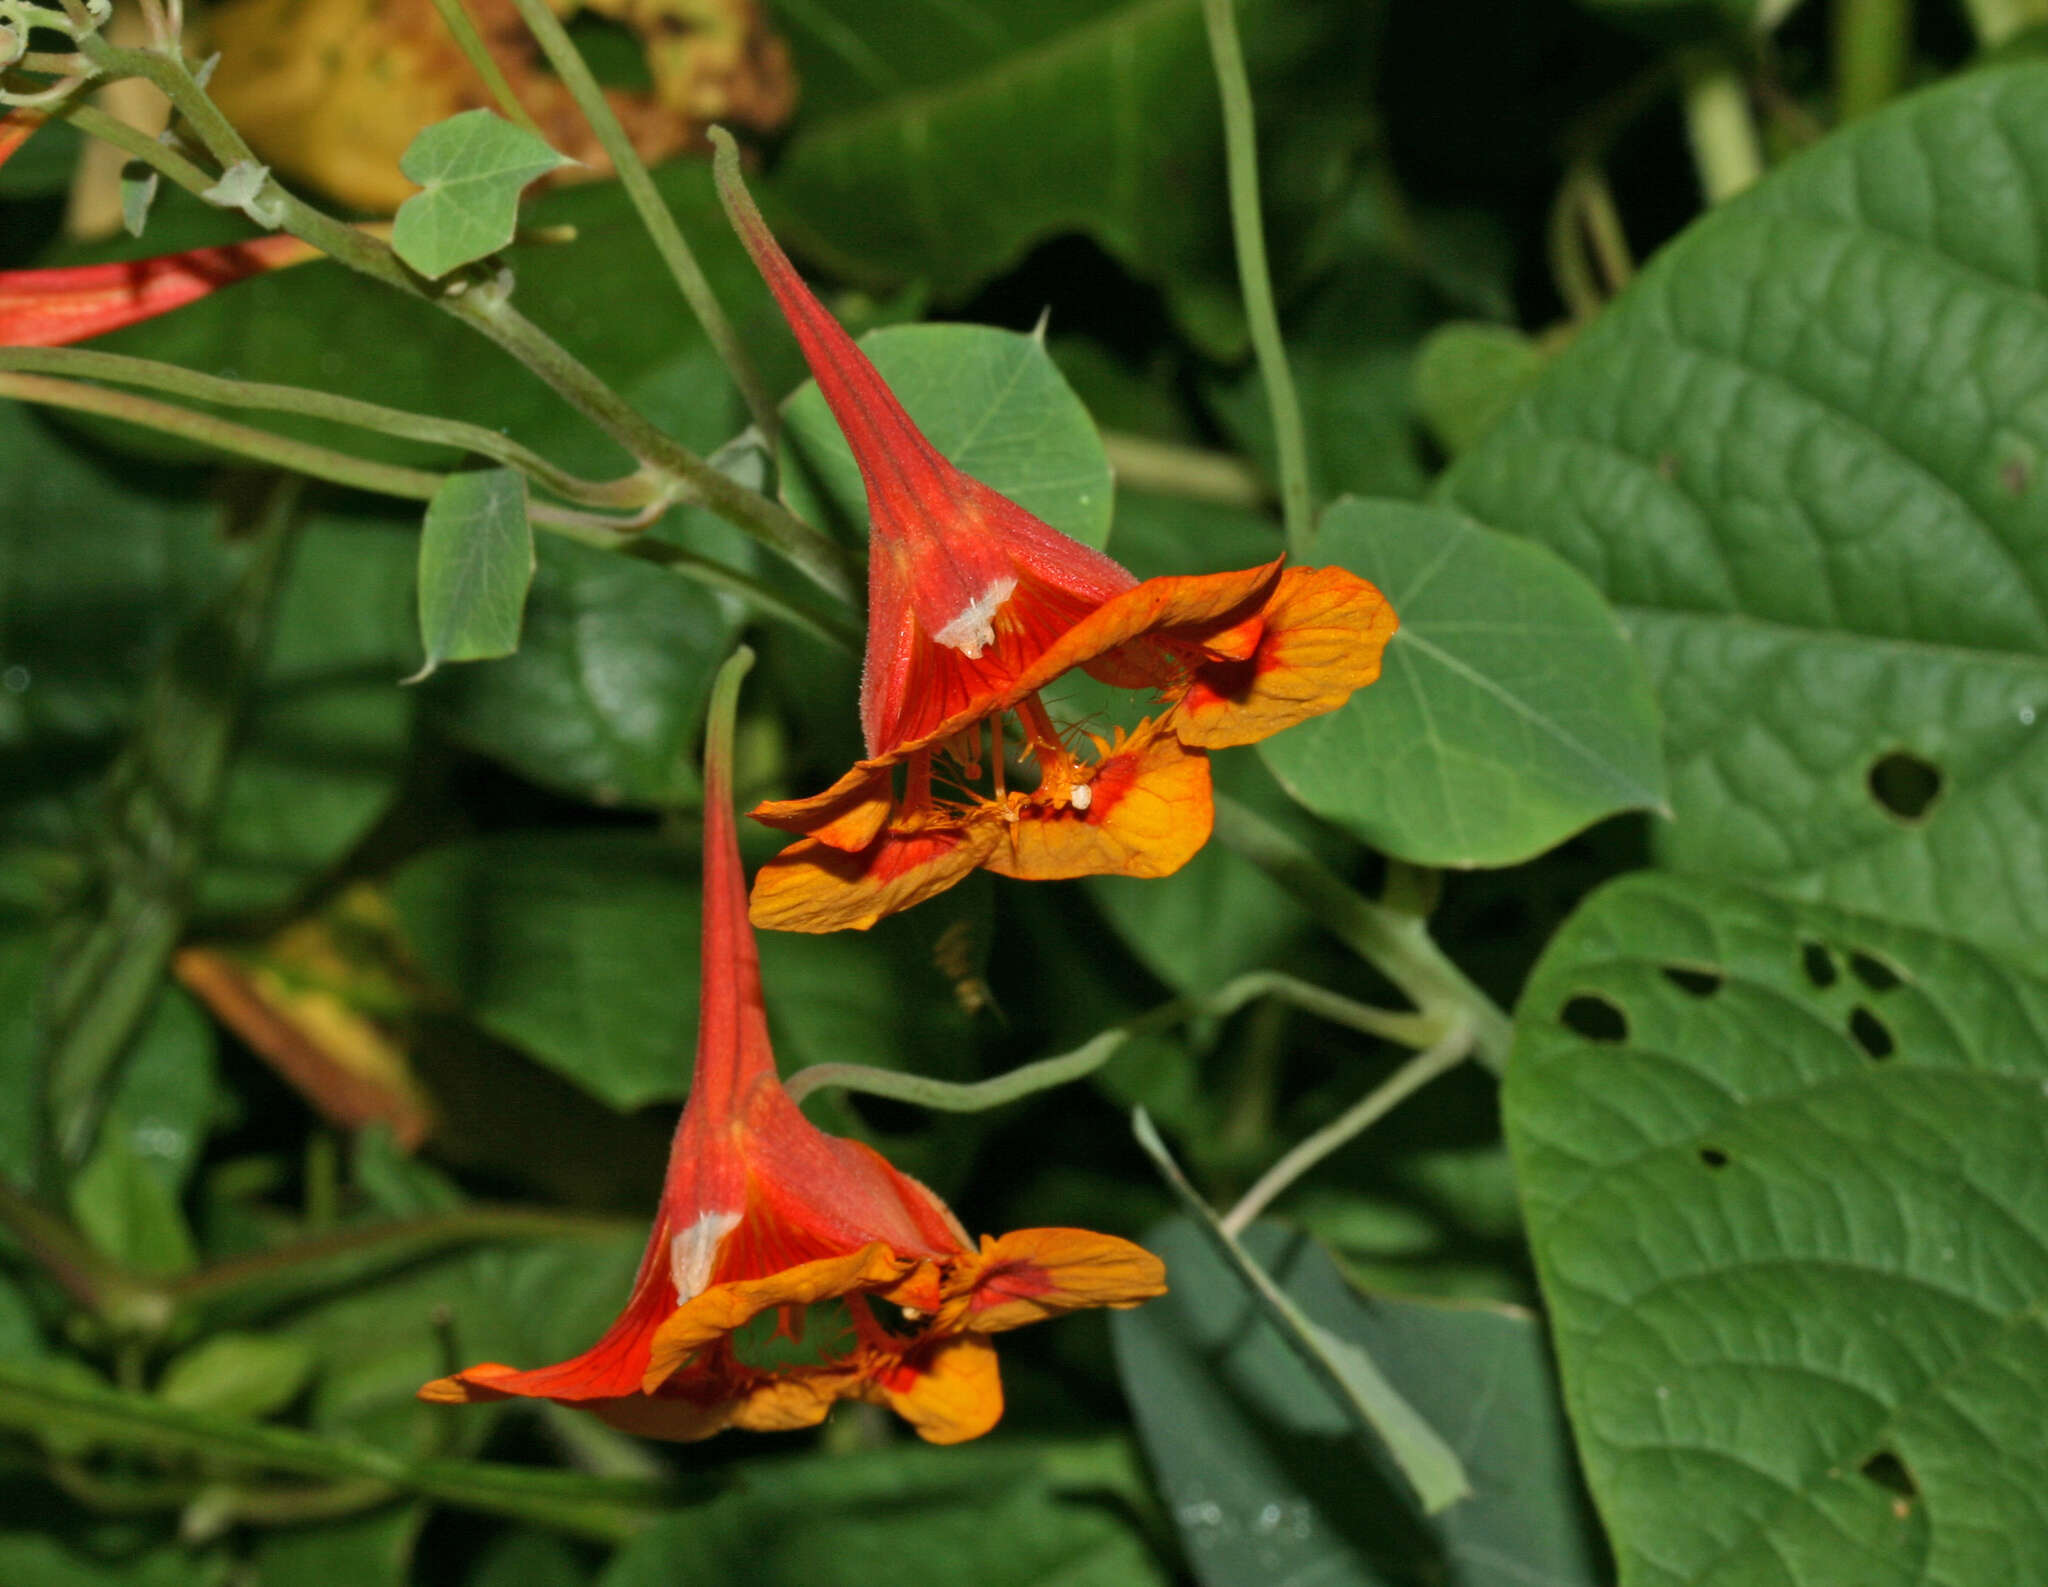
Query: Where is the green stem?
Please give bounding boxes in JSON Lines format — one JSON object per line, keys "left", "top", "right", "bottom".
{"left": 1210, "top": 795, "right": 1512, "bottom": 1070}
{"left": 0, "top": 1179, "right": 167, "bottom": 1331}
{"left": 1098, "top": 431, "right": 1267, "bottom": 510}
{"left": 59, "top": 100, "right": 215, "bottom": 195}
{"left": 500, "top": 0, "right": 777, "bottom": 441}
{"left": 0, "top": 1360, "right": 688, "bottom": 1542}
{"left": 1198, "top": 0, "right": 1314, "bottom": 554}
{"left": 422, "top": 0, "right": 543, "bottom": 138}
{"left": 1220, "top": 1021, "right": 1474, "bottom": 1236}
{"left": 65, "top": 38, "right": 858, "bottom": 607}
{"left": 1676, "top": 47, "right": 1764, "bottom": 205}
{"left": 1834, "top": 0, "right": 1911, "bottom": 120}
{"left": 784, "top": 969, "right": 1441, "bottom": 1109}
{"left": 1960, "top": 0, "right": 2048, "bottom": 44}
{"left": 0, "top": 348, "right": 660, "bottom": 510}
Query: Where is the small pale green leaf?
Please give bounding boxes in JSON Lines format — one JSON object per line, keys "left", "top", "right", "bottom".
{"left": 157, "top": 1332, "right": 317, "bottom": 1422}
{"left": 68, "top": 1133, "right": 198, "bottom": 1277}
{"left": 1412, "top": 321, "right": 1547, "bottom": 459}
{"left": 1115, "top": 1218, "right": 1604, "bottom": 1587}
{"left": 780, "top": 323, "right": 1114, "bottom": 553}
{"left": 1511, "top": 871, "right": 2048, "bottom": 1586}
{"left": 1261, "top": 499, "right": 1666, "bottom": 868}
{"left": 1444, "top": 64, "right": 2048, "bottom": 963}
{"left": 120, "top": 163, "right": 160, "bottom": 238}
{"left": 391, "top": 110, "right": 570, "bottom": 279}
{"left": 411, "top": 468, "right": 535, "bottom": 682}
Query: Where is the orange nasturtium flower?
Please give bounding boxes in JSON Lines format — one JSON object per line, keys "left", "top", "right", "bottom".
{"left": 708, "top": 131, "right": 1398, "bottom": 935}
{"left": 418, "top": 670, "right": 1165, "bottom": 1443}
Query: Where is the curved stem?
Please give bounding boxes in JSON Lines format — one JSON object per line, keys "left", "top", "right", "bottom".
{"left": 1200, "top": 0, "right": 1313, "bottom": 554}
{"left": 785, "top": 968, "right": 1442, "bottom": 1109}
{"left": 1220, "top": 1021, "right": 1474, "bottom": 1236}
{"left": 0, "top": 347, "right": 658, "bottom": 509}
{"left": 423, "top": 0, "right": 543, "bottom": 138}
{"left": 499, "top": 0, "right": 777, "bottom": 442}
{"left": 1677, "top": 47, "right": 1763, "bottom": 205}
{"left": 1210, "top": 795, "right": 1513, "bottom": 1070}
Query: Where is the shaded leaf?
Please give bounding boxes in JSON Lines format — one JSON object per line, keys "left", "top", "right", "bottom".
{"left": 1114, "top": 1218, "right": 1603, "bottom": 1587}
{"left": 157, "top": 1331, "right": 317, "bottom": 1422}
{"left": 1261, "top": 500, "right": 1666, "bottom": 868}
{"left": 392, "top": 111, "right": 572, "bottom": 279}
{"left": 1412, "top": 321, "right": 1547, "bottom": 459}
{"left": 1510, "top": 870, "right": 2048, "bottom": 1585}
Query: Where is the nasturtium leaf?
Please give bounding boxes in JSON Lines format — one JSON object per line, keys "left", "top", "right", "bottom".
{"left": 1510, "top": 870, "right": 2048, "bottom": 1586}
{"left": 601, "top": 1441, "right": 1167, "bottom": 1587}
{"left": 391, "top": 110, "right": 572, "bottom": 279}
{"left": 252, "top": 1503, "right": 429, "bottom": 1587}
{"left": 1260, "top": 500, "right": 1666, "bottom": 868}
{"left": 1443, "top": 64, "right": 2048, "bottom": 963}
{"left": 390, "top": 831, "right": 976, "bottom": 1110}
{"left": 96, "top": 984, "right": 218, "bottom": 1196}
{"left": 766, "top": 0, "right": 1376, "bottom": 349}
{"left": 428, "top": 534, "right": 740, "bottom": 807}
{"left": 779, "top": 323, "right": 1114, "bottom": 551}
{"left": 1113, "top": 1219, "right": 1602, "bottom": 1587}
{"left": 411, "top": 468, "right": 535, "bottom": 682}
{"left": 68, "top": 1132, "right": 198, "bottom": 1278}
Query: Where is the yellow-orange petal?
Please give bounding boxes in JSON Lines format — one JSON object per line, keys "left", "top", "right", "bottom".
{"left": 750, "top": 764, "right": 895, "bottom": 852}
{"left": 418, "top": 1365, "right": 516, "bottom": 1405}
{"left": 1171, "top": 565, "right": 1397, "bottom": 749}
{"left": 868, "top": 1333, "right": 1004, "bottom": 1446}
{"left": 723, "top": 1369, "right": 867, "bottom": 1434}
{"left": 953, "top": 1228, "right": 1168, "bottom": 1334}
{"left": 748, "top": 819, "right": 999, "bottom": 934}
{"left": 643, "top": 1243, "right": 911, "bottom": 1386}
{"left": 982, "top": 725, "right": 1212, "bottom": 883}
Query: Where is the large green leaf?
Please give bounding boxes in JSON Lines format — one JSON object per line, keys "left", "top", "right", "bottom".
{"left": 1261, "top": 500, "right": 1666, "bottom": 868}
{"left": 426, "top": 535, "right": 740, "bottom": 808}
{"left": 1443, "top": 65, "right": 2048, "bottom": 962}
{"left": 1509, "top": 871, "right": 2048, "bottom": 1585}
{"left": 390, "top": 830, "right": 977, "bottom": 1109}
{"left": 1113, "top": 1219, "right": 1603, "bottom": 1587}
{"left": 766, "top": 0, "right": 1378, "bottom": 336}
{"left": 779, "top": 322, "right": 1114, "bottom": 551}
{"left": 599, "top": 1441, "right": 1168, "bottom": 1587}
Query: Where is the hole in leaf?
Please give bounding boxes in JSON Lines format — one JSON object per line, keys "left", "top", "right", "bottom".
{"left": 1868, "top": 751, "right": 1942, "bottom": 823}
{"left": 1849, "top": 951, "right": 1901, "bottom": 993}
{"left": 1560, "top": 994, "right": 1628, "bottom": 1044}
{"left": 1849, "top": 1006, "right": 1895, "bottom": 1061}
{"left": 1661, "top": 966, "right": 1722, "bottom": 998}
{"left": 1859, "top": 1450, "right": 1918, "bottom": 1501}
{"left": 1801, "top": 943, "right": 1838, "bottom": 989}
{"left": 1699, "top": 1146, "right": 1729, "bottom": 1169}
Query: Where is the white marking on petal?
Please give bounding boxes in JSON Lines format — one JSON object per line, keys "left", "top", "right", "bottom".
{"left": 932, "top": 576, "right": 1016, "bottom": 658}
{"left": 669, "top": 1210, "right": 741, "bottom": 1301}
{"left": 1069, "top": 782, "right": 1093, "bottom": 812}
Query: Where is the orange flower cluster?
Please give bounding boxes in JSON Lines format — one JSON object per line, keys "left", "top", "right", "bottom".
{"left": 710, "top": 133, "right": 1397, "bottom": 934}
{"left": 418, "top": 677, "right": 1165, "bottom": 1442}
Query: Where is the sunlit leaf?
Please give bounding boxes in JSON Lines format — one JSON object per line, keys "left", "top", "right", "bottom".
{"left": 392, "top": 111, "right": 572, "bottom": 279}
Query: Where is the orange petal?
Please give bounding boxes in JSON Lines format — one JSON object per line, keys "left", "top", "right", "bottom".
{"left": 643, "top": 1243, "right": 911, "bottom": 1386}
{"left": 982, "top": 725, "right": 1212, "bottom": 882}
{"left": 868, "top": 1333, "right": 1004, "bottom": 1445}
{"left": 955, "top": 1228, "right": 1168, "bottom": 1334}
{"left": 723, "top": 1369, "right": 867, "bottom": 1434}
{"left": 0, "top": 113, "right": 44, "bottom": 174}
{"left": 750, "top": 763, "right": 896, "bottom": 850}
{"left": 1171, "top": 565, "right": 1398, "bottom": 749}
{"left": 748, "top": 819, "right": 999, "bottom": 934}
{"left": 0, "top": 234, "right": 322, "bottom": 348}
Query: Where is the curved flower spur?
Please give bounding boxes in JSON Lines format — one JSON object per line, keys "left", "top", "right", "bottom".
{"left": 419, "top": 653, "right": 1165, "bottom": 1444}
{"left": 709, "top": 130, "right": 1398, "bottom": 934}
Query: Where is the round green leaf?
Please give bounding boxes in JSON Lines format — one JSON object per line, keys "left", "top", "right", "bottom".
{"left": 779, "top": 323, "right": 1114, "bottom": 552}
{"left": 1260, "top": 499, "right": 1666, "bottom": 868}
{"left": 1509, "top": 871, "right": 2048, "bottom": 1585}
{"left": 1444, "top": 64, "right": 2048, "bottom": 961}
